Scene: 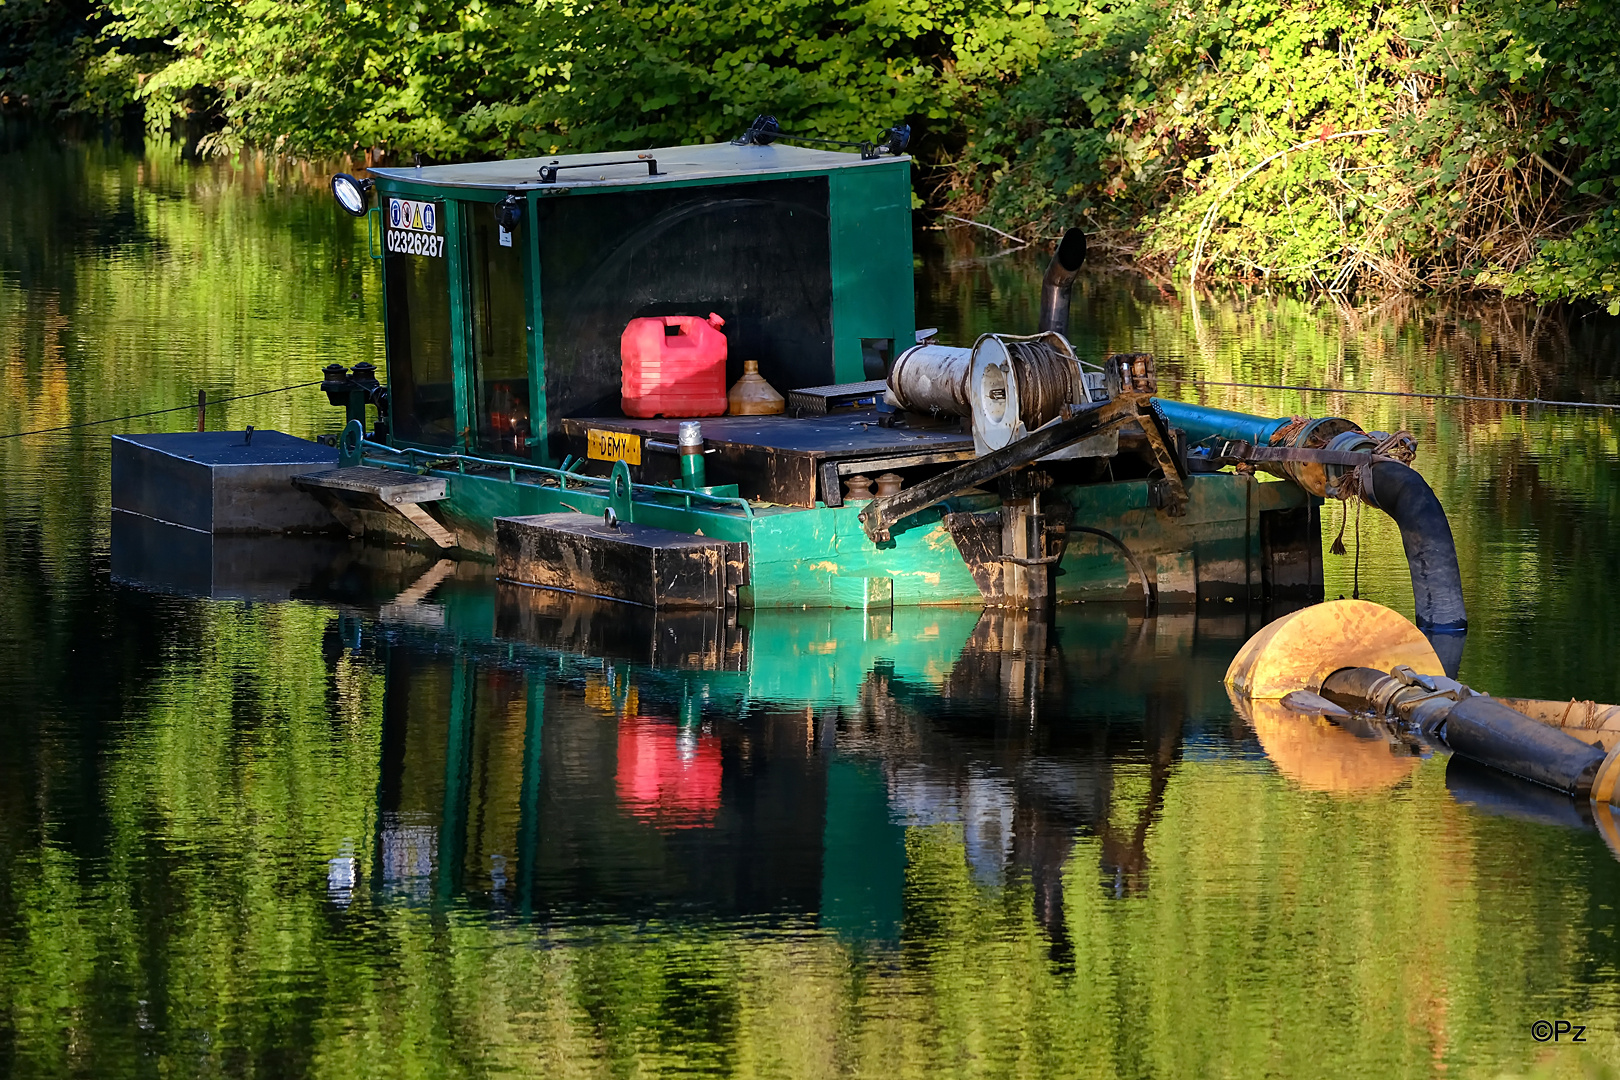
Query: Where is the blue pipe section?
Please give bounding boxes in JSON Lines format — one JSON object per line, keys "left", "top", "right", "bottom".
{"left": 1150, "top": 398, "right": 1287, "bottom": 446}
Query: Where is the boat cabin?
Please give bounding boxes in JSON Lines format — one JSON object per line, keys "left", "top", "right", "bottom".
{"left": 365, "top": 142, "right": 916, "bottom": 467}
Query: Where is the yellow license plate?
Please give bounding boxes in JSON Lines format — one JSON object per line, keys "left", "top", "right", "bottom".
{"left": 587, "top": 428, "right": 642, "bottom": 466}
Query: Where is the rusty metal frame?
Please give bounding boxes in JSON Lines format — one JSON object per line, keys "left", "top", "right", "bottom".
{"left": 857, "top": 394, "right": 1187, "bottom": 543}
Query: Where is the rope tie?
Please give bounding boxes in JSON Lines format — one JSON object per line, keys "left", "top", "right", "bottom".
{"left": 1374, "top": 429, "right": 1417, "bottom": 464}
{"left": 1353, "top": 499, "right": 1362, "bottom": 598}
{"left": 1330, "top": 499, "right": 1352, "bottom": 556}
{"left": 1327, "top": 428, "right": 1415, "bottom": 559}
{"left": 1268, "top": 416, "right": 1312, "bottom": 447}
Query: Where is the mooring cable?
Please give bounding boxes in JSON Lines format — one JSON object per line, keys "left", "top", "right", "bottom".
{"left": 0, "top": 380, "right": 323, "bottom": 440}
{"left": 1178, "top": 379, "right": 1620, "bottom": 411}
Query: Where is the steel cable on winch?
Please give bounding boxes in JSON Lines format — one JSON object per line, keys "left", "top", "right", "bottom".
{"left": 1005, "top": 339, "right": 1083, "bottom": 428}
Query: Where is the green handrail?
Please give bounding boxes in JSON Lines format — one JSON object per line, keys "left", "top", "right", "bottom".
{"left": 359, "top": 439, "right": 756, "bottom": 517}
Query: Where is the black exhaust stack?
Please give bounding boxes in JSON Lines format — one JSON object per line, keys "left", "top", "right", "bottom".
{"left": 1038, "top": 229, "right": 1088, "bottom": 334}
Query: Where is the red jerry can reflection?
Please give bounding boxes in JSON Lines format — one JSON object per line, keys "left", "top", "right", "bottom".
{"left": 615, "top": 716, "right": 723, "bottom": 829}
{"left": 620, "top": 313, "right": 728, "bottom": 418}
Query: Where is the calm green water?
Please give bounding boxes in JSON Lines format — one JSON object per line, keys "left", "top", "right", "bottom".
{"left": 4, "top": 130, "right": 1620, "bottom": 1079}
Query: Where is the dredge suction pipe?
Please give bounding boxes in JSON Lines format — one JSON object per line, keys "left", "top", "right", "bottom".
{"left": 1226, "top": 600, "right": 1620, "bottom": 803}
{"left": 1316, "top": 665, "right": 1607, "bottom": 795}
{"left": 1361, "top": 460, "right": 1467, "bottom": 632}
{"left": 1154, "top": 398, "right": 1466, "bottom": 633}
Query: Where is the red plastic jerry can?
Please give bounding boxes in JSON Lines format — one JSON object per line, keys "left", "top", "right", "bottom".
{"left": 620, "top": 313, "right": 728, "bottom": 418}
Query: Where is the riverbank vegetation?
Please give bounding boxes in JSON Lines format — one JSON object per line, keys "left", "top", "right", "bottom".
{"left": 1, "top": 0, "right": 1614, "bottom": 309}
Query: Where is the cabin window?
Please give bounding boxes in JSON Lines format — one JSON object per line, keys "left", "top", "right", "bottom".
{"left": 466, "top": 208, "right": 532, "bottom": 456}
{"left": 384, "top": 202, "right": 456, "bottom": 446}
{"left": 534, "top": 178, "right": 832, "bottom": 458}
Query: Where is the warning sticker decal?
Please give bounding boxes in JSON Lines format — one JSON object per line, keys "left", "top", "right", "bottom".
{"left": 386, "top": 197, "right": 444, "bottom": 257}
{"left": 388, "top": 198, "right": 437, "bottom": 234}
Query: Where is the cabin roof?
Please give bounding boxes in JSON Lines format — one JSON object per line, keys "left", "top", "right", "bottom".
{"left": 366, "top": 141, "right": 907, "bottom": 191}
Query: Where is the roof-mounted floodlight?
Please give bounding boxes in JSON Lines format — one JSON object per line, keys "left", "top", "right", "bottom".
{"left": 331, "top": 173, "right": 374, "bottom": 216}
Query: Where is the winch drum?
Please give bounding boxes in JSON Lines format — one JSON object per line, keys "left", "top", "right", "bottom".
{"left": 965, "top": 333, "right": 1117, "bottom": 460}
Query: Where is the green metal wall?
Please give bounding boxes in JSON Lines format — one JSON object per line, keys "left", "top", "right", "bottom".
{"left": 827, "top": 161, "right": 916, "bottom": 384}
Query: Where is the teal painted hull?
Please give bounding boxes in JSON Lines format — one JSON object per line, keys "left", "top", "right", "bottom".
{"left": 383, "top": 457, "right": 1313, "bottom": 609}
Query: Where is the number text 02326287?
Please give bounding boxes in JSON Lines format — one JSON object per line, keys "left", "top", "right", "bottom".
{"left": 386, "top": 230, "right": 445, "bottom": 257}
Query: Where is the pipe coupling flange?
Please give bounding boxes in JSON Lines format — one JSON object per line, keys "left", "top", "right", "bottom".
{"left": 1273, "top": 417, "right": 1363, "bottom": 497}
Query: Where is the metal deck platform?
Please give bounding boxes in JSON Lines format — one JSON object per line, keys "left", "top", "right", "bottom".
{"left": 293, "top": 466, "right": 447, "bottom": 505}
{"left": 560, "top": 411, "right": 975, "bottom": 506}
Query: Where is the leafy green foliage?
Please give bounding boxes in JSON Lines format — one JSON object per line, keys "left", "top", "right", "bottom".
{"left": 0, "top": 0, "right": 108, "bottom": 114}
{"left": 958, "top": 0, "right": 1620, "bottom": 305}
{"left": 56, "top": 0, "right": 1065, "bottom": 159}
{"left": 1, "top": 0, "right": 1618, "bottom": 306}
{"left": 1486, "top": 207, "right": 1620, "bottom": 316}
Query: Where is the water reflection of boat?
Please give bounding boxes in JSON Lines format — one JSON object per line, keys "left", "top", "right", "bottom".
{"left": 358, "top": 577, "right": 1267, "bottom": 950}
{"left": 615, "top": 714, "right": 724, "bottom": 830}
{"left": 112, "top": 510, "right": 362, "bottom": 602}
{"left": 1446, "top": 757, "right": 1620, "bottom": 861}
{"left": 494, "top": 584, "right": 748, "bottom": 671}
{"left": 112, "top": 507, "right": 482, "bottom": 613}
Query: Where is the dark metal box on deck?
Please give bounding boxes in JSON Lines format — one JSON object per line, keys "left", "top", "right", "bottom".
{"left": 111, "top": 430, "right": 338, "bottom": 533}
{"left": 496, "top": 513, "right": 744, "bottom": 609}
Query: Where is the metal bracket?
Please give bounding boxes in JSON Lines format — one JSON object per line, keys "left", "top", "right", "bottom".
{"left": 365, "top": 205, "right": 383, "bottom": 261}
{"left": 858, "top": 393, "right": 1182, "bottom": 542}
{"left": 1140, "top": 400, "right": 1189, "bottom": 516}
{"left": 819, "top": 448, "right": 976, "bottom": 508}
{"left": 608, "top": 459, "right": 637, "bottom": 524}
{"left": 730, "top": 114, "right": 910, "bottom": 159}
{"left": 819, "top": 460, "right": 845, "bottom": 507}
{"left": 339, "top": 419, "right": 365, "bottom": 468}
{"left": 1205, "top": 439, "right": 1400, "bottom": 468}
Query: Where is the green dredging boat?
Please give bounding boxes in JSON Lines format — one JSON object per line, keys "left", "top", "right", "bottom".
{"left": 292, "top": 121, "right": 1462, "bottom": 619}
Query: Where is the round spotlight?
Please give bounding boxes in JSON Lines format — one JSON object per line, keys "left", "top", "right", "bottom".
{"left": 331, "top": 173, "right": 373, "bottom": 216}
{"left": 495, "top": 193, "right": 524, "bottom": 231}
